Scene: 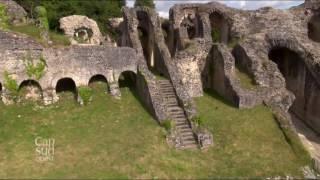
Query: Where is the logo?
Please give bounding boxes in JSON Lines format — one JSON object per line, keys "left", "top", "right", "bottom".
{"left": 35, "top": 137, "right": 55, "bottom": 162}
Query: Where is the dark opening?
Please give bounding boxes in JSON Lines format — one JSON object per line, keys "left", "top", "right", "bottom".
{"left": 88, "top": 74, "right": 109, "bottom": 91}
{"left": 119, "top": 71, "right": 136, "bottom": 89}
{"left": 18, "top": 80, "right": 43, "bottom": 101}
{"left": 209, "top": 12, "right": 230, "bottom": 43}
{"left": 268, "top": 47, "right": 306, "bottom": 111}
{"left": 308, "top": 14, "right": 320, "bottom": 42}
{"left": 55, "top": 78, "right": 77, "bottom": 99}
{"left": 74, "top": 27, "right": 93, "bottom": 43}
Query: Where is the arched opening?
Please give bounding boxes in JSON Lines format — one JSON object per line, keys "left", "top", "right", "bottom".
{"left": 269, "top": 47, "right": 320, "bottom": 133}
{"left": 18, "top": 80, "right": 43, "bottom": 101}
{"left": 88, "top": 74, "right": 109, "bottom": 92}
{"left": 118, "top": 71, "right": 136, "bottom": 89}
{"left": 55, "top": 78, "right": 77, "bottom": 100}
{"left": 209, "top": 12, "right": 230, "bottom": 43}
{"left": 74, "top": 27, "right": 93, "bottom": 44}
{"left": 308, "top": 14, "right": 320, "bottom": 42}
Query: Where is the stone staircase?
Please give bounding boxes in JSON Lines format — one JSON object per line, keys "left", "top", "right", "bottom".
{"left": 158, "top": 79, "right": 198, "bottom": 149}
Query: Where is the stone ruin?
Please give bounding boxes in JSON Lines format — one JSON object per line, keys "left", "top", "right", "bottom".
{"left": 0, "top": 0, "right": 320, "bottom": 155}
{"left": 59, "top": 15, "right": 105, "bottom": 45}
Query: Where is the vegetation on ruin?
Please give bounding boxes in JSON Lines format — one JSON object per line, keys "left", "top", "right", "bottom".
{"left": 160, "top": 119, "right": 175, "bottom": 133}
{"left": 235, "top": 65, "right": 258, "bottom": 90}
{"left": 0, "top": 83, "right": 312, "bottom": 178}
{"left": 23, "top": 54, "right": 46, "bottom": 80}
{"left": 3, "top": 71, "right": 19, "bottom": 101}
{"left": 211, "top": 29, "right": 221, "bottom": 43}
{"left": 9, "top": 24, "right": 70, "bottom": 46}
{"left": 78, "top": 86, "right": 93, "bottom": 105}
{"left": 0, "top": 3, "right": 8, "bottom": 29}
{"left": 15, "top": 0, "right": 125, "bottom": 36}
{"left": 134, "top": 0, "right": 155, "bottom": 9}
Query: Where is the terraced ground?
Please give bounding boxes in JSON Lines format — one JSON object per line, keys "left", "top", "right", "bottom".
{"left": 0, "top": 83, "right": 311, "bottom": 179}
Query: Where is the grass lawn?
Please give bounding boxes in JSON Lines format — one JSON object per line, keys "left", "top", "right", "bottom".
{"left": 0, "top": 85, "right": 311, "bottom": 178}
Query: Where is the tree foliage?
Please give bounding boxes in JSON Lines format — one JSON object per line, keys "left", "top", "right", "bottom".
{"left": 134, "top": 0, "right": 155, "bottom": 9}
{"left": 15, "top": 0, "right": 125, "bottom": 34}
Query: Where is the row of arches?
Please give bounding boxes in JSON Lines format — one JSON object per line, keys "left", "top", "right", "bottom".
{"left": 0, "top": 71, "right": 137, "bottom": 103}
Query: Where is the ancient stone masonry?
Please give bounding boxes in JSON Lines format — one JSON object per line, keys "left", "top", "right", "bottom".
{"left": 0, "top": 30, "right": 138, "bottom": 104}
{"left": 59, "top": 15, "right": 105, "bottom": 45}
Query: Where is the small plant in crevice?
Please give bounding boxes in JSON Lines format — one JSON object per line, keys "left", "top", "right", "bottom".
{"left": 161, "top": 119, "right": 175, "bottom": 133}
{"left": 23, "top": 53, "right": 47, "bottom": 80}
{"left": 78, "top": 86, "right": 93, "bottom": 105}
{"left": 3, "top": 70, "right": 19, "bottom": 101}
{"left": 211, "top": 29, "right": 221, "bottom": 43}
{"left": 191, "top": 115, "right": 204, "bottom": 128}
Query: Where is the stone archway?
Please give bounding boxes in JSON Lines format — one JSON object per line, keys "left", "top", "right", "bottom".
{"left": 180, "top": 14, "right": 203, "bottom": 40}
{"left": 55, "top": 78, "right": 77, "bottom": 100}
{"left": 209, "top": 12, "right": 230, "bottom": 43}
{"left": 308, "top": 14, "right": 320, "bottom": 42}
{"left": 118, "top": 71, "right": 137, "bottom": 89}
{"left": 18, "top": 80, "right": 43, "bottom": 101}
{"left": 88, "top": 74, "right": 109, "bottom": 92}
{"left": 269, "top": 47, "right": 320, "bottom": 133}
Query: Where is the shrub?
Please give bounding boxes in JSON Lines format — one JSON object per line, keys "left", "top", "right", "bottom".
{"left": 23, "top": 53, "right": 46, "bottom": 80}
{"left": 211, "top": 29, "right": 220, "bottom": 42}
{"left": 78, "top": 86, "right": 93, "bottom": 105}
{"left": 161, "top": 119, "right": 175, "bottom": 132}
{"left": 3, "top": 71, "right": 19, "bottom": 101}
{"left": 192, "top": 116, "right": 204, "bottom": 127}
{"left": 0, "top": 3, "right": 8, "bottom": 29}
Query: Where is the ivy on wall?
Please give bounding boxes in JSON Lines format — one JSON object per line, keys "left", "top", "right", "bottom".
{"left": 23, "top": 53, "right": 47, "bottom": 80}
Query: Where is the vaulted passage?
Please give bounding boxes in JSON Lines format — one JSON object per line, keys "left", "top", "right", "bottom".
{"left": 56, "top": 78, "right": 77, "bottom": 100}
{"left": 269, "top": 47, "right": 320, "bottom": 133}
{"left": 308, "top": 14, "right": 320, "bottom": 42}
{"left": 118, "top": 71, "right": 136, "bottom": 89}
{"left": 18, "top": 80, "right": 42, "bottom": 101}
{"left": 209, "top": 12, "right": 230, "bottom": 43}
{"left": 180, "top": 14, "right": 203, "bottom": 40}
{"left": 89, "top": 74, "right": 109, "bottom": 92}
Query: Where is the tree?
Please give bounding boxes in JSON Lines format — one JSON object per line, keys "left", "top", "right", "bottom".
{"left": 134, "top": 0, "right": 155, "bottom": 9}
{"left": 15, "top": 0, "right": 125, "bottom": 34}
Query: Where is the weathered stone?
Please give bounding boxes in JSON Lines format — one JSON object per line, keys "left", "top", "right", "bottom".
{"left": 59, "top": 15, "right": 104, "bottom": 45}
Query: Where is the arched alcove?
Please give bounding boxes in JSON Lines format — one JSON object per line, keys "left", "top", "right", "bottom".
{"left": 118, "top": 71, "right": 137, "bottom": 89}
{"left": 308, "top": 14, "right": 320, "bottom": 42}
{"left": 209, "top": 12, "right": 230, "bottom": 43}
{"left": 55, "top": 78, "right": 77, "bottom": 100}
{"left": 18, "top": 80, "right": 43, "bottom": 101}
{"left": 88, "top": 74, "right": 109, "bottom": 91}
{"left": 269, "top": 47, "right": 320, "bottom": 133}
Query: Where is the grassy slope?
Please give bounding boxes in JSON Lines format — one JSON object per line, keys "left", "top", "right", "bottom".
{"left": 0, "top": 85, "right": 310, "bottom": 178}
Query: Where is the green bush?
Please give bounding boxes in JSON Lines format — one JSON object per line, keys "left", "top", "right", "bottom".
{"left": 23, "top": 53, "right": 46, "bottom": 80}
{"left": 78, "top": 86, "right": 93, "bottom": 105}
{"left": 211, "top": 29, "right": 220, "bottom": 43}
{"left": 35, "top": 6, "right": 49, "bottom": 30}
{"left": 0, "top": 3, "right": 8, "bottom": 29}
{"left": 161, "top": 119, "right": 175, "bottom": 132}
{"left": 3, "top": 71, "right": 19, "bottom": 101}
{"left": 192, "top": 116, "right": 204, "bottom": 127}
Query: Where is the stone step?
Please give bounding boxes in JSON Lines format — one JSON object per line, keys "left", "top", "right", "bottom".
{"left": 182, "top": 139, "right": 197, "bottom": 146}
{"left": 176, "top": 124, "right": 189, "bottom": 128}
{"left": 181, "top": 135, "right": 195, "bottom": 141}
{"left": 179, "top": 128, "right": 193, "bottom": 133}
{"left": 180, "top": 143, "right": 198, "bottom": 149}
{"left": 180, "top": 131, "right": 194, "bottom": 136}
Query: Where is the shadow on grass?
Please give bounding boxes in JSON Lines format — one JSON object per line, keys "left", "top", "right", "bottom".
{"left": 203, "top": 88, "right": 237, "bottom": 108}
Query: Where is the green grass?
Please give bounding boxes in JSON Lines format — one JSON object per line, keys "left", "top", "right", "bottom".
{"left": 8, "top": 24, "right": 70, "bottom": 47}
{"left": 235, "top": 65, "right": 258, "bottom": 90}
{"left": 0, "top": 85, "right": 311, "bottom": 178}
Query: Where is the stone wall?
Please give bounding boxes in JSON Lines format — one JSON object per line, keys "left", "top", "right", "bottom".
{"left": 0, "top": 30, "right": 138, "bottom": 104}
{"left": 0, "top": 0, "right": 27, "bottom": 25}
